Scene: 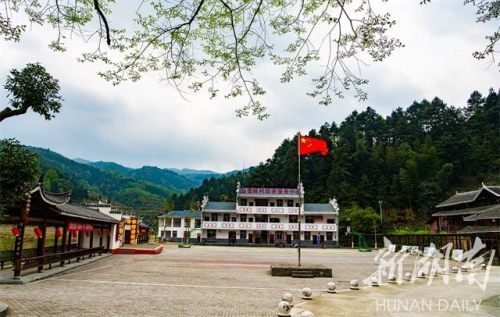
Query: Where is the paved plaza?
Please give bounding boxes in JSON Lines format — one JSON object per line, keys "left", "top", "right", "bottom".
{"left": 0, "top": 244, "right": 499, "bottom": 316}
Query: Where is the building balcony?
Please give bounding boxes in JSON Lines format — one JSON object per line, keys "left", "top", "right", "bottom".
{"left": 202, "top": 221, "right": 337, "bottom": 232}
{"left": 236, "top": 206, "right": 300, "bottom": 215}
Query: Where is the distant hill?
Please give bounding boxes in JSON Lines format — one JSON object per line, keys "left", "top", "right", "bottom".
{"left": 87, "top": 162, "right": 220, "bottom": 189}
{"left": 28, "top": 147, "right": 176, "bottom": 211}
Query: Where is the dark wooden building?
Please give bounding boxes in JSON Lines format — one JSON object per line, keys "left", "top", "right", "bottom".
{"left": 431, "top": 183, "right": 500, "bottom": 234}
{"left": 3, "top": 186, "right": 119, "bottom": 278}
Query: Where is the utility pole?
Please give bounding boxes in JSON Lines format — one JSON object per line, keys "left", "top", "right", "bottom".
{"left": 374, "top": 219, "right": 377, "bottom": 249}
{"left": 378, "top": 201, "right": 383, "bottom": 223}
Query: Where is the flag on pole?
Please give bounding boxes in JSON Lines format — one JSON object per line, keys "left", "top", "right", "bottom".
{"left": 299, "top": 135, "right": 328, "bottom": 156}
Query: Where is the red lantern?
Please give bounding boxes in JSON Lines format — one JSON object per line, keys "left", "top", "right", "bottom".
{"left": 106, "top": 229, "right": 111, "bottom": 236}
{"left": 97, "top": 229, "right": 103, "bottom": 237}
{"left": 72, "top": 230, "right": 77, "bottom": 238}
{"left": 34, "top": 227, "right": 42, "bottom": 238}
{"left": 55, "top": 228, "right": 62, "bottom": 238}
{"left": 11, "top": 227, "right": 20, "bottom": 237}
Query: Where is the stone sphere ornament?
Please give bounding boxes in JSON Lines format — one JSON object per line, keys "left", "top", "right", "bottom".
{"left": 300, "top": 311, "right": 315, "bottom": 317}
{"left": 301, "top": 287, "right": 313, "bottom": 300}
{"left": 417, "top": 271, "right": 426, "bottom": 279}
{"left": 327, "top": 282, "right": 336, "bottom": 293}
{"left": 404, "top": 272, "right": 412, "bottom": 281}
{"left": 281, "top": 292, "right": 293, "bottom": 305}
{"left": 277, "top": 300, "right": 292, "bottom": 317}
{"left": 388, "top": 274, "right": 397, "bottom": 284}
{"left": 371, "top": 277, "right": 379, "bottom": 286}
{"left": 451, "top": 266, "right": 459, "bottom": 274}
{"left": 350, "top": 279, "right": 359, "bottom": 290}
{"left": 481, "top": 263, "right": 487, "bottom": 270}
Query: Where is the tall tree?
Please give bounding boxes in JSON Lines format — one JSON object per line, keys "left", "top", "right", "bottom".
{"left": 0, "top": 63, "right": 62, "bottom": 123}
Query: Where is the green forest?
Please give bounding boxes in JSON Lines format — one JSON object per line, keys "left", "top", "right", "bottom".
{"left": 172, "top": 89, "right": 499, "bottom": 226}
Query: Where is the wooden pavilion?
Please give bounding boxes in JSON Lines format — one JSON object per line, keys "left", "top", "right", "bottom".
{"left": 2, "top": 185, "right": 119, "bottom": 278}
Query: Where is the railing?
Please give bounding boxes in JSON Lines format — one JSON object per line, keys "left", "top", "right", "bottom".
{"left": 202, "top": 221, "right": 337, "bottom": 232}
{"left": 236, "top": 206, "right": 300, "bottom": 215}
{"left": 22, "top": 246, "right": 105, "bottom": 270}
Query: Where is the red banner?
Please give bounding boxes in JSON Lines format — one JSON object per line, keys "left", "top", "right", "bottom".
{"left": 67, "top": 222, "right": 93, "bottom": 232}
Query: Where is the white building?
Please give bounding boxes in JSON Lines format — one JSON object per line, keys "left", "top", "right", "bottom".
{"left": 158, "top": 210, "right": 202, "bottom": 242}
{"left": 200, "top": 183, "right": 339, "bottom": 247}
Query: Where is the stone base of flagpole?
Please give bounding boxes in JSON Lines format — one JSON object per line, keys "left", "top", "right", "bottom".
{"left": 270, "top": 264, "right": 332, "bottom": 278}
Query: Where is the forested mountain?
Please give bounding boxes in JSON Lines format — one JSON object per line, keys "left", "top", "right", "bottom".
{"left": 88, "top": 161, "right": 199, "bottom": 190}
{"left": 173, "top": 89, "right": 499, "bottom": 223}
{"left": 28, "top": 147, "right": 178, "bottom": 211}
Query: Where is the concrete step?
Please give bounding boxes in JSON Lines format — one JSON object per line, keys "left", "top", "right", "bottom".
{"left": 292, "top": 271, "right": 314, "bottom": 278}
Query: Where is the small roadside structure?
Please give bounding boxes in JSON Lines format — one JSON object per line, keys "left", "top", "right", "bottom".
{"left": 1, "top": 186, "right": 119, "bottom": 279}
{"left": 157, "top": 210, "right": 202, "bottom": 243}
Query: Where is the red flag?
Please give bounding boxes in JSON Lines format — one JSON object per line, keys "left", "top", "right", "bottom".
{"left": 299, "top": 135, "right": 328, "bottom": 156}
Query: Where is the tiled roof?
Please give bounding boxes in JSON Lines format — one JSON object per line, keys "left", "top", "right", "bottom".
{"left": 457, "top": 226, "right": 500, "bottom": 234}
{"left": 159, "top": 210, "right": 202, "bottom": 219}
{"left": 29, "top": 186, "right": 118, "bottom": 223}
{"left": 203, "top": 202, "right": 237, "bottom": 211}
{"left": 435, "top": 184, "right": 500, "bottom": 208}
{"left": 54, "top": 204, "right": 120, "bottom": 223}
{"left": 463, "top": 204, "right": 500, "bottom": 221}
{"left": 303, "top": 203, "right": 335, "bottom": 214}
{"left": 432, "top": 205, "right": 495, "bottom": 217}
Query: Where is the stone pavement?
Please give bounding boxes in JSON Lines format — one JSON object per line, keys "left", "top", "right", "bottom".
{"left": 0, "top": 245, "right": 498, "bottom": 316}
{"left": 292, "top": 268, "right": 500, "bottom": 316}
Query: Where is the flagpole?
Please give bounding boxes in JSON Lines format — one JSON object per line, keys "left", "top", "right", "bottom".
{"left": 297, "top": 132, "right": 301, "bottom": 267}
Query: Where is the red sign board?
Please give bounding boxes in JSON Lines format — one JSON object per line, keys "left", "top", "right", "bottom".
{"left": 67, "top": 222, "right": 93, "bottom": 232}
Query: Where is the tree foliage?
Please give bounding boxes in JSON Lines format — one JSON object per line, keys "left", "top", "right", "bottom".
{"left": 0, "top": 139, "right": 40, "bottom": 213}
{"left": 2, "top": 1, "right": 496, "bottom": 119}
{"left": 174, "top": 89, "right": 500, "bottom": 223}
{"left": 0, "top": 63, "right": 62, "bottom": 123}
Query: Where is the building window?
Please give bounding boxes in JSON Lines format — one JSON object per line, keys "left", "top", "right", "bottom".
{"left": 249, "top": 201, "right": 254, "bottom": 206}
{"left": 270, "top": 202, "right": 275, "bottom": 207}
{"left": 173, "top": 219, "right": 181, "bottom": 227}
{"left": 240, "top": 214, "right": 247, "bottom": 222}
{"left": 231, "top": 217, "right": 237, "bottom": 222}
{"left": 305, "top": 216, "right": 314, "bottom": 224}
{"left": 304, "top": 232, "right": 311, "bottom": 240}
{"left": 207, "top": 230, "right": 216, "bottom": 239}
{"left": 240, "top": 230, "right": 247, "bottom": 239}
{"left": 287, "top": 200, "right": 294, "bottom": 207}
{"left": 326, "top": 232, "right": 333, "bottom": 241}
{"left": 195, "top": 219, "right": 201, "bottom": 228}
{"left": 256, "top": 214, "right": 268, "bottom": 222}
{"left": 240, "top": 198, "right": 247, "bottom": 206}
{"left": 327, "top": 219, "right": 335, "bottom": 224}
{"left": 269, "top": 218, "right": 280, "bottom": 223}
{"left": 293, "top": 232, "right": 299, "bottom": 240}
{"left": 184, "top": 219, "right": 191, "bottom": 227}
{"left": 248, "top": 217, "right": 254, "bottom": 222}
{"left": 211, "top": 214, "right": 218, "bottom": 221}
{"left": 276, "top": 232, "right": 283, "bottom": 240}
{"left": 204, "top": 216, "right": 210, "bottom": 221}
{"left": 223, "top": 214, "right": 230, "bottom": 222}
{"left": 255, "top": 199, "right": 268, "bottom": 206}
{"left": 295, "top": 202, "right": 300, "bottom": 207}
{"left": 289, "top": 215, "right": 298, "bottom": 223}
{"left": 172, "top": 231, "right": 178, "bottom": 238}
{"left": 277, "top": 199, "right": 283, "bottom": 207}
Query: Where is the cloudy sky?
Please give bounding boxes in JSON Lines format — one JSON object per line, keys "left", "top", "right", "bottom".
{"left": 0, "top": 1, "right": 498, "bottom": 173}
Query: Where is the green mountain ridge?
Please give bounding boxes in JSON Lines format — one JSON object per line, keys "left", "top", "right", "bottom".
{"left": 28, "top": 147, "right": 176, "bottom": 211}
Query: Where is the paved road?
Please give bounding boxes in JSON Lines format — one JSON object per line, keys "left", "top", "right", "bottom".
{"left": 0, "top": 245, "right": 496, "bottom": 316}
